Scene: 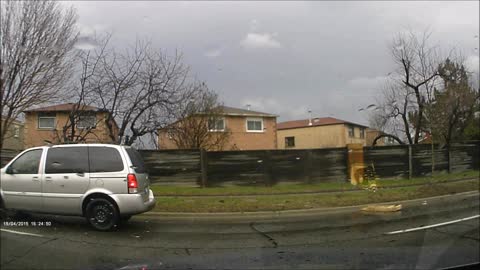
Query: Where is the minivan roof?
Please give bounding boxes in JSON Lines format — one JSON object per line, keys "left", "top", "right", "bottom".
{"left": 48, "top": 143, "right": 130, "bottom": 148}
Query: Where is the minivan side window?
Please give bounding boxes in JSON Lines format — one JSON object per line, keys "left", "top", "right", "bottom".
{"left": 45, "top": 147, "right": 89, "bottom": 174}
{"left": 125, "top": 148, "right": 146, "bottom": 173}
{"left": 9, "top": 149, "right": 43, "bottom": 174}
{"left": 89, "top": 147, "right": 124, "bottom": 173}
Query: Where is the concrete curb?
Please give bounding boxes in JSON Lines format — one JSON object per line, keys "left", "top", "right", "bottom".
{"left": 138, "top": 190, "right": 479, "bottom": 222}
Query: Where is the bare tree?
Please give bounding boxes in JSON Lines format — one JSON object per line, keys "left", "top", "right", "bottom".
{"left": 370, "top": 81, "right": 417, "bottom": 144}
{"left": 389, "top": 29, "right": 443, "bottom": 143}
{"left": 160, "top": 84, "right": 232, "bottom": 151}
{"left": 0, "top": 0, "right": 77, "bottom": 149}
{"left": 54, "top": 34, "right": 111, "bottom": 144}
{"left": 87, "top": 39, "right": 189, "bottom": 146}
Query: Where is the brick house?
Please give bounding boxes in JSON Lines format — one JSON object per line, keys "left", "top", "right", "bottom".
{"left": 277, "top": 117, "right": 369, "bottom": 149}
{"left": 158, "top": 106, "right": 278, "bottom": 151}
{"left": 1, "top": 117, "right": 24, "bottom": 150}
{"left": 23, "top": 103, "right": 119, "bottom": 148}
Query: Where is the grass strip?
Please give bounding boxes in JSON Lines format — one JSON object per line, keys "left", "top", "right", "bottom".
{"left": 151, "top": 178, "right": 479, "bottom": 213}
{"left": 151, "top": 170, "right": 479, "bottom": 196}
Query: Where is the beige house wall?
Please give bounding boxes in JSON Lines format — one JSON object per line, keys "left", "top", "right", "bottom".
{"left": 366, "top": 129, "right": 386, "bottom": 146}
{"left": 1, "top": 120, "right": 24, "bottom": 150}
{"left": 158, "top": 115, "right": 277, "bottom": 151}
{"left": 277, "top": 124, "right": 367, "bottom": 149}
{"left": 24, "top": 111, "right": 118, "bottom": 148}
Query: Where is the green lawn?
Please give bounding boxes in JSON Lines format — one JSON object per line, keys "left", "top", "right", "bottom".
{"left": 152, "top": 178, "right": 480, "bottom": 213}
{"left": 150, "top": 170, "right": 479, "bottom": 196}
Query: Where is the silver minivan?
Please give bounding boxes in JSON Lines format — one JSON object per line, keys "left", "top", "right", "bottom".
{"left": 0, "top": 144, "right": 156, "bottom": 231}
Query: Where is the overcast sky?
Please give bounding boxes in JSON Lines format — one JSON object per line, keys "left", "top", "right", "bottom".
{"left": 67, "top": 1, "right": 479, "bottom": 125}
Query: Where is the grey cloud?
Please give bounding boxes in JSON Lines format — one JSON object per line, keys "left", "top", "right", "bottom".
{"left": 66, "top": 1, "right": 479, "bottom": 125}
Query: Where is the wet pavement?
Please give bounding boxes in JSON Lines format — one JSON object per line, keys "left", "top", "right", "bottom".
{"left": 1, "top": 192, "right": 479, "bottom": 269}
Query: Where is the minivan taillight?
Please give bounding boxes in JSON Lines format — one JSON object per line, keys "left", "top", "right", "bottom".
{"left": 127, "top": 174, "right": 138, "bottom": 193}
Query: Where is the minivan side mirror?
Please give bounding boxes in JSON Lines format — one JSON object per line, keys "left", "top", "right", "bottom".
{"left": 6, "top": 166, "right": 14, "bottom": 174}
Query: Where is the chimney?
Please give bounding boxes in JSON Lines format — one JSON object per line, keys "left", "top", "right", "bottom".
{"left": 308, "top": 110, "right": 312, "bottom": 126}
{"left": 246, "top": 104, "right": 251, "bottom": 111}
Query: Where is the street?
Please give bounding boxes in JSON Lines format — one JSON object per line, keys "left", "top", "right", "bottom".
{"left": 1, "top": 192, "right": 479, "bottom": 270}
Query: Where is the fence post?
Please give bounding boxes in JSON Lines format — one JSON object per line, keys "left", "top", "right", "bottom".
{"left": 200, "top": 148, "right": 208, "bottom": 188}
{"left": 263, "top": 150, "right": 272, "bottom": 186}
{"left": 408, "top": 145, "right": 413, "bottom": 179}
{"left": 346, "top": 144, "right": 364, "bottom": 185}
{"left": 303, "top": 149, "right": 312, "bottom": 184}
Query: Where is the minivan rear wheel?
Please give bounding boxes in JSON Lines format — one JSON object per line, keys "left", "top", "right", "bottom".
{"left": 85, "top": 198, "right": 119, "bottom": 231}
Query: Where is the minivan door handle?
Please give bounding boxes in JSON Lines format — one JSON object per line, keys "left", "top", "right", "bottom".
{"left": 76, "top": 173, "right": 85, "bottom": 177}
{"left": 45, "top": 176, "right": 53, "bottom": 181}
{"left": 32, "top": 176, "right": 40, "bottom": 181}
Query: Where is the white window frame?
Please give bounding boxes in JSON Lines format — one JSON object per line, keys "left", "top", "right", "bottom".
{"left": 77, "top": 114, "right": 97, "bottom": 129}
{"left": 246, "top": 117, "right": 264, "bottom": 133}
{"left": 38, "top": 115, "right": 56, "bottom": 129}
{"left": 208, "top": 117, "right": 225, "bottom": 132}
{"left": 348, "top": 126, "right": 354, "bottom": 138}
{"left": 14, "top": 125, "right": 20, "bottom": 138}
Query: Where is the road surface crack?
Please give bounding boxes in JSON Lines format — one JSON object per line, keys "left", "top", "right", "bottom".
{"left": 249, "top": 222, "right": 278, "bottom": 248}
{"left": 1, "top": 237, "right": 58, "bottom": 267}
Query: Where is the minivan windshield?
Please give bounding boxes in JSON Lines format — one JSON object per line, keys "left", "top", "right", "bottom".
{"left": 125, "top": 148, "right": 146, "bottom": 173}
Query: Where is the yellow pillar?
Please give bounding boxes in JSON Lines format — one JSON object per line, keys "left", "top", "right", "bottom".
{"left": 347, "top": 143, "right": 365, "bottom": 185}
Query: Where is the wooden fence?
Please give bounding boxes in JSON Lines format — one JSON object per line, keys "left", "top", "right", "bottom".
{"left": 141, "top": 147, "right": 349, "bottom": 187}
{"left": 363, "top": 142, "right": 480, "bottom": 179}
{"left": 141, "top": 142, "right": 478, "bottom": 186}
{"left": 1, "top": 141, "right": 478, "bottom": 187}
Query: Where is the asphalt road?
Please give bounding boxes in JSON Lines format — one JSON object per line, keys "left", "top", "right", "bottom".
{"left": 1, "top": 192, "right": 479, "bottom": 270}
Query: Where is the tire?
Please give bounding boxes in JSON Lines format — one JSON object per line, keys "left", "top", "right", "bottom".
{"left": 85, "top": 198, "right": 119, "bottom": 231}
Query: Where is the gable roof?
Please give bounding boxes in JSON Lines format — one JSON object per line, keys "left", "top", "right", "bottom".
{"left": 23, "top": 103, "right": 106, "bottom": 113}
{"left": 216, "top": 105, "right": 277, "bottom": 117}
{"left": 277, "top": 117, "right": 368, "bottom": 130}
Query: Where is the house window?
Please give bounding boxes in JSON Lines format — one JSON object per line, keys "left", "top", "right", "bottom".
{"left": 14, "top": 125, "right": 20, "bottom": 138}
{"left": 348, "top": 126, "right": 354, "bottom": 138}
{"left": 359, "top": 128, "right": 365, "bottom": 139}
{"left": 285, "top": 137, "right": 295, "bottom": 148}
{"left": 208, "top": 117, "right": 225, "bottom": 132}
{"left": 246, "top": 118, "right": 263, "bottom": 132}
{"left": 38, "top": 113, "right": 56, "bottom": 129}
{"left": 77, "top": 114, "right": 96, "bottom": 129}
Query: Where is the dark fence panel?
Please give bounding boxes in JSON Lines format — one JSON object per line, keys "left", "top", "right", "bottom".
{"left": 207, "top": 150, "right": 266, "bottom": 186}
{"left": 0, "top": 149, "right": 21, "bottom": 167}
{"left": 139, "top": 149, "right": 201, "bottom": 185}
{"left": 450, "top": 142, "right": 480, "bottom": 172}
{"left": 364, "top": 145, "right": 409, "bottom": 179}
{"left": 137, "top": 142, "right": 479, "bottom": 186}
{"left": 411, "top": 144, "right": 449, "bottom": 177}
{"left": 310, "top": 148, "right": 348, "bottom": 182}
{"left": 270, "top": 149, "right": 306, "bottom": 184}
